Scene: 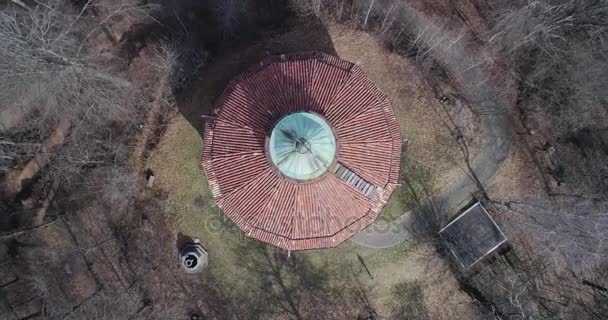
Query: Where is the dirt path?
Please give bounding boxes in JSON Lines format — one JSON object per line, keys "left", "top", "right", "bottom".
{"left": 352, "top": 8, "right": 512, "bottom": 248}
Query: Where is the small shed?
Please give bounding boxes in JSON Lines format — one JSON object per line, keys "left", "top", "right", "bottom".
{"left": 179, "top": 239, "right": 208, "bottom": 273}
{"left": 439, "top": 202, "right": 507, "bottom": 269}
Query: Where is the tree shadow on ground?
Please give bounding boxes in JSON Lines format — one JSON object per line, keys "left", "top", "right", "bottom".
{"left": 174, "top": 17, "right": 339, "bottom": 138}
{"left": 175, "top": 232, "right": 194, "bottom": 252}
{"left": 232, "top": 239, "right": 378, "bottom": 319}
{"left": 116, "top": 1, "right": 338, "bottom": 137}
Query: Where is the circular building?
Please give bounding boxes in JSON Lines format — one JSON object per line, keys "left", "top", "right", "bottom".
{"left": 202, "top": 52, "right": 402, "bottom": 250}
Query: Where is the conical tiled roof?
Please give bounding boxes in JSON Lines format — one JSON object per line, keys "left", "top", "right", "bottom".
{"left": 201, "top": 52, "right": 402, "bottom": 250}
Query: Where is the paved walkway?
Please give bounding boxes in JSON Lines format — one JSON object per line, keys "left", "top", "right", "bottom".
{"left": 352, "top": 10, "right": 512, "bottom": 248}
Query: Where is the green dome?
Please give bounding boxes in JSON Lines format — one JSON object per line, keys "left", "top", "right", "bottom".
{"left": 269, "top": 112, "right": 336, "bottom": 180}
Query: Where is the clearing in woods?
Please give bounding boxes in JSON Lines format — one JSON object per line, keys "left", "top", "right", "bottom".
{"left": 146, "top": 19, "right": 480, "bottom": 318}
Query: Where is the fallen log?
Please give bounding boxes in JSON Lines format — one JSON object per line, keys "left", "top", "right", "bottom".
{"left": 1, "top": 116, "right": 72, "bottom": 199}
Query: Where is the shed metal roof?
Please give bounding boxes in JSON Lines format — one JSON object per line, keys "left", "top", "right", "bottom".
{"left": 439, "top": 202, "right": 508, "bottom": 269}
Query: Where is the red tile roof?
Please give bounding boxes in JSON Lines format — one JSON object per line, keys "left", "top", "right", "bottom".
{"left": 201, "top": 52, "right": 402, "bottom": 250}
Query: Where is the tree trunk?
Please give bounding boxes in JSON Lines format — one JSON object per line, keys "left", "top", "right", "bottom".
{"left": 364, "top": 0, "right": 375, "bottom": 28}
{"left": 2, "top": 116, "right": 72, "bottom": 198}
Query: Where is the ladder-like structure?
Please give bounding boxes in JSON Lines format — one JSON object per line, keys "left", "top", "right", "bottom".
{"left": 333, "top": 163, "right": 375, "bottom": 198}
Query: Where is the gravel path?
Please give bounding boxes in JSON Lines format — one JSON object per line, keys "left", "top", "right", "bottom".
{"left": 352, "top": 10, "right": 512, "bottom": 248}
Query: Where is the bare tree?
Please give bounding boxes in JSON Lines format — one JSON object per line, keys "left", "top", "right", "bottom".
{"left": 82, "top": 0, "right": 160, "bottom": 46}
{"left": 214, "top": 0, "right": 246, "bottom": 37}
{"left": 490, "top": 0, "right": 608, "bottom": 130}
{"left": 77, "top": 165, "right": 145, "bottom": 214}
{"left": 488, "top": 0, "right": 608, "bottom": 200}
{"left": 0, "top": 1, "right": 145, "bottom": 197}
{"left": 289, "top": 0, "right": 323, "bottom": 18}
{"left": 497, "top": 199, "right": 608, "bottom": 274}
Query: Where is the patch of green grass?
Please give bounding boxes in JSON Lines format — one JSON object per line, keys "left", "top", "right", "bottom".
{"left": 147, "top": 114, "right": 252, "bottom": 288}
{"left": 302, "top": 238, "right": 417, "bottom": 280}
{"left": 381, "top": 153, "right": 435, "bottom": 223}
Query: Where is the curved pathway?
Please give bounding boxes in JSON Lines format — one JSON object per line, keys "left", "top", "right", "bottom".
{"left": 352, "top": 9, "right": 512, "bottom": 248}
